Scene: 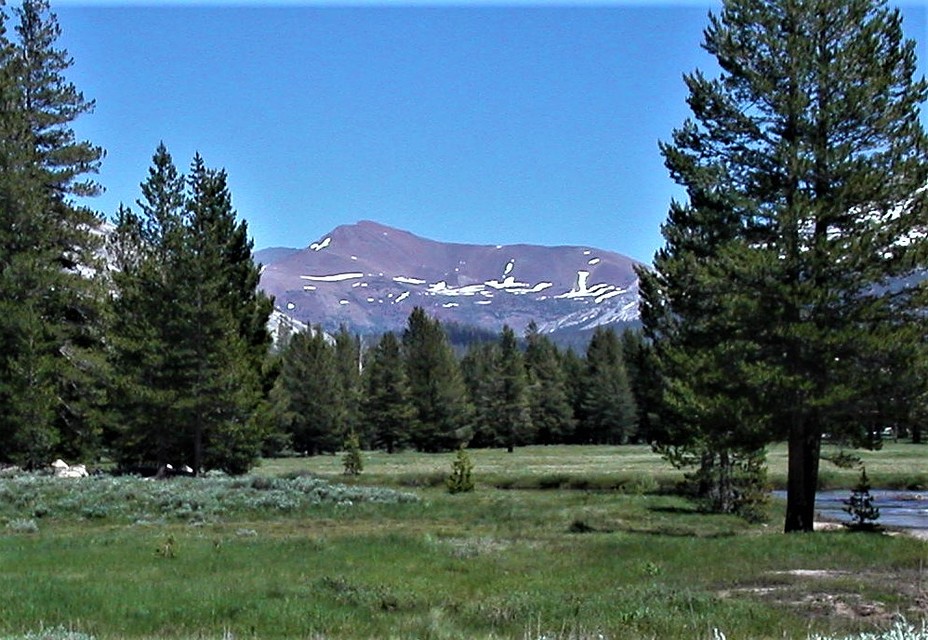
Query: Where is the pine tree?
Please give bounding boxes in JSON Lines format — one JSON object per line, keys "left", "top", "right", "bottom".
{"left": 185, "top": 155, "right": 269, "bottom": 474}
{"left": 619, "top": 329, "right": 662, "bottom": 445}
{"left": 15, "top": 0, "right": 108, "bottom": 461}
{"left": 270, "top": 328, "right": 343, "bottom": 456}
{"left": 108, "top": 146, "right": 270, "bottom": 473}
{"left": 333, "top": 325, "right": 363, "bottom": 443}
{"left": 460, "top": 341, "right": 500, "bottom": 448}
{"left": 578, "top": 327, "right": 638, "bottom": 445}
{"left": 493, "top": 325, "right": 532, "bottom": 452}
{"left": 643, "top": 0, "right": 928, "bottom": 532}
{"left": 361, "top": 331, "right": 415, "bottom": 453}
{"left": 402, "top": 307, "right": 471, "bottom": 452}
{"left": 108, "top": 145, "right": 190, "bottom": 470}
{"left": 446, "top": 445, "right": 474, "bottom": 494}
{"left": 0, "top": 0, "right": 105, "bottom": 467}
{"left": 342, "top": 431, "right": 363, "bottom": 476}
{"left": 559, "top": 347, "right": 586, "bottom": 443}
{"left": 524, "top": 321, "right": 575, "bottom": 445}
{"left": 843, "top": 467, "right": 880, "bottom": 530}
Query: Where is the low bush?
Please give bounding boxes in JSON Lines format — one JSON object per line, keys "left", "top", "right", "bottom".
{"left": 0, "top": 473, "right": 419, "bottom": 524}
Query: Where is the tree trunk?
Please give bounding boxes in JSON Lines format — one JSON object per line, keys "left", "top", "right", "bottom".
{"left": 784, "top": 418, "right": 821, "bottom": 533}
{"left": 718, "top": 449, "right": 732, "bottom": 514}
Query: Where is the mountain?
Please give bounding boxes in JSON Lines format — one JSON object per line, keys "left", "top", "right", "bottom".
{"left": 256, "top": 220, "right": 642, "bottom": 337}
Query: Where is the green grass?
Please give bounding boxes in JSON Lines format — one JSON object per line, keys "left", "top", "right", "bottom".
{"left": 1, "top": 445, "right": 927, "bottom": 639}
{"left": 260, "top": 442, "right": 928, "bottom": 491}
{"left": 260, "top": 445, "right": 683, "bottom": 493}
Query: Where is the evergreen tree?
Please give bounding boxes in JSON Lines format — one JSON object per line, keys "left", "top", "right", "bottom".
{"left": 342, "top": 431, "right": 363, "bottom": 476}
{"left": 578, "top": 327, "right": 638, "bottom": 445}
{"left": 333, "top": 325, "right": 363, "bottom": 443}
{"left": 493, "top": 325, "right": 533, "bottom": 452}
{"left": 460, "top": 341, "right": 500, "bottom": 448}
{"left": 559, "top": 347, "right": 586, "bottom": 443}
{"left": 460, "top": 327, "right": 532, "bottom": 451}
{"left": 270, "top": 328, "right": 343, "bottom": 456}
{"left": 402, "top": 307, "right": 471, "bottom": 452}
{"left": 642, "top": 0, "right": 928, "bottom": 532}
{"left": 446, "top": 445, "right": 475, "bottom": 494}
{"left": 524, "top": 321, "right": 575, "bottom": 445}
{"left": 15, "top": 0, "right": 109, "bottom": 460}
{"left": 843, "top": 467, "right": 880, "bottom": 530}
{"left": 619, "top": 328, "right": 661, "bottom": 445}
{"left": 184, "top": 155, "right": 269, "bottom": 474}
{"left": 108, "top": 146, "right": 270, "bottom": 473}
{"left": 361, "top": 332, "right": 415, "bottom": 453}
{"left": 0, "top": 0, "right": 105, "bottom": 467}
{"left": 108, "top": 146, "right": 188, "bottom": 470}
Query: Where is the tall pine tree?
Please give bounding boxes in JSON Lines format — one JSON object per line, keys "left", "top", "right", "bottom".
{"left": 578, "top": 327, "right": 638, "bottom": 445}
{"left": 0, "top": 0, "right": 105, "bottom": 467}
{"left": 524, "top": 321, "right": 575, "bottom": 445}
{"left": 493, "top": 325, "right": 533, "bottom": 452}
{"left": 362, "top": 331, "right": 415, "bottom": 453}
{"left": 333, "top": 325, "right": 363, "bottom": 443}
{"left": 402, "top": 307, "right": 471, "bottom": 452}
{"left": 642, "top": 0, "right": 928, "bottom": 531}
{"left": 270, "top": 328, "right": 343, "bottom": 456}
{"left": 108, "top": 145, "right": 188, "bottom": 470}
{"left": 108, "top": 145, "right": 271, "bottom": 473}
{"left": 185, "top": 155, "right": 270, "bottom": 473}
{"left": 461, "top": 341, "right": 500, "bottom": 448}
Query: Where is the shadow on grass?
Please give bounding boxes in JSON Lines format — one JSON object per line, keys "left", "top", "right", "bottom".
{"left": 647, "top": 505, "right": 703, "bottom": 516}
{"left": 621, "top": 527, "right": 739, "bottom": 539}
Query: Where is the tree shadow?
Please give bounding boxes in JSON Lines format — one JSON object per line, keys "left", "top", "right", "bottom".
{"left": 647, "top": 505, "right": 704, "bottom": 516}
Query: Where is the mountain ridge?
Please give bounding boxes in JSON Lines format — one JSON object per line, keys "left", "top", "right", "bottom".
{"left": 257, "top": 220, "right": 642, "bottom": 337}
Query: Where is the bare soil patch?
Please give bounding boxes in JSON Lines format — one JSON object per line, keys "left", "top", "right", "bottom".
{"left": 720, "top": 566, "right": 928, "bottom": 624}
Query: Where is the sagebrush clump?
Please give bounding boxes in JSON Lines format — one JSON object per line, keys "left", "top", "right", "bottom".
{"left": 0, "top": 473, "right": 418, "bottom": 524}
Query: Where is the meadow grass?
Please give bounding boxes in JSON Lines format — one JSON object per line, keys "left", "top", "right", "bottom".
{"left": 259, "top": 442, "right": 928, "bottom": 491}
{"left": 0, "top": 444, "right": 926, "bottom": 639}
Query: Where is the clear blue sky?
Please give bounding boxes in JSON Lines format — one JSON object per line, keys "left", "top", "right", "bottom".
{"left": 54, "top": 1, "right": 927, "bottom": 263}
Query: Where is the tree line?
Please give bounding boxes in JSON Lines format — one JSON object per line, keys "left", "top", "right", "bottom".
{"left": 266, "top": 309, "right": 648, "bottom": 457}
{"left": 0, "top": 0, "right": 648, "bottom": 475}
{"left": 2, "top": 0, "right": 926, "bottom": 537}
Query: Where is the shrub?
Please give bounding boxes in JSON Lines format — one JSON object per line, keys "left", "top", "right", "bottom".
{"left": 0, "top": 626, "right": 96, "bottom": 640}
{"left": 342, "top": 432, "right": 363, "bottom": 476}
{"left": 0, "top": 473, "right": 419, "bottom": 524}
{"left": 446, "top": 446, "right": 474, "bottom": 494}
{"left": 6, "top": 518, "right": 38, "bottom": 534}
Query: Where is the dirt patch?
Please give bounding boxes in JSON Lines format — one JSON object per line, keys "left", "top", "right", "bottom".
{"left": 719, "top": 567, "right": 928, "bottom": 623}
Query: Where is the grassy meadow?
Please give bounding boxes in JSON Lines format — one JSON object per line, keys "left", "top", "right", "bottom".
{"left": 0, "top": 444, "right": 926, "bottom": 640}
{"left": 259, "top": 442, "right": 928, "bottom": 492}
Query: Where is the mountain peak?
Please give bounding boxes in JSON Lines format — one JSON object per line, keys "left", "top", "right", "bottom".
{"left": 258, "top": 221, "right": 641, "bottom": 337}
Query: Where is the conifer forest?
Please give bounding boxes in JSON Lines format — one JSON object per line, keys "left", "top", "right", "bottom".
{"left": 1, "top": 0, "right": 927, "bottom": 547}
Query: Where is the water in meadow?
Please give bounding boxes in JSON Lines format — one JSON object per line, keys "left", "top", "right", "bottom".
{"left": 774, "top": 490, "right": 928, "bottom": 531}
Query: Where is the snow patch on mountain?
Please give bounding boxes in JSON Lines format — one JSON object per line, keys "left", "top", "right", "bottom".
{"left": 300, "top": 273, "right": 364, "bottom": 282}
{"left": 310, "top": 237, "right": 331, "bottom": 251}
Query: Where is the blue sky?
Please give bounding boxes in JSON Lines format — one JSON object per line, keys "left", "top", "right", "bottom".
{"left": 54, "top": 1, "right": 927, "bottom": 263}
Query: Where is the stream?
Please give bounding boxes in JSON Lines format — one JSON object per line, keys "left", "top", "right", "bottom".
{"left": 775, "top": 490, "right": 928, "bottom": 531}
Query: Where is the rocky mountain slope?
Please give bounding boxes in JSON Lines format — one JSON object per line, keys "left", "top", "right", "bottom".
{"left": 257, "top": 221, "right": 641, "bottom": 337}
